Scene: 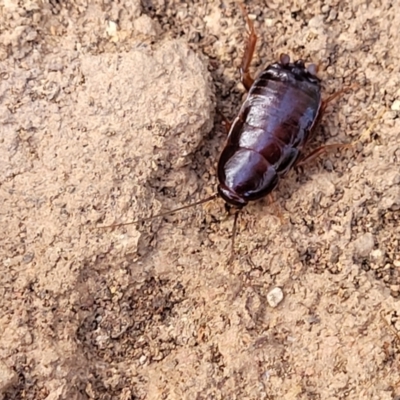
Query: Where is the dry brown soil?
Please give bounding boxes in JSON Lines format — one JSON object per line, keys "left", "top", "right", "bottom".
{"left": 1, "top": 0, "right": 400, "bottom": 399}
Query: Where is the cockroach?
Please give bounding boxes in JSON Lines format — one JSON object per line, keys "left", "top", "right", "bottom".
{"left": 100, "top": 5, "right": 349, "bottom": 259}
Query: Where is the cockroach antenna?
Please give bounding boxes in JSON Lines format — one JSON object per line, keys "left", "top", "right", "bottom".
{"left": 97, "top": 194, "right": 218, "bottom": 229}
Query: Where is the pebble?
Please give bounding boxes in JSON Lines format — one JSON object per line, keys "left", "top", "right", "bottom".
{"left": 22, "top": 252, "right": 34, "bottom": 263}
{"left": 391, "top": 99, "right": 400, "bottom": 111}
{"left": 353, "top": 233, "right": 374, "bottom": 258}
{"left": 106, "top": 20, "right": 118, "bottom": 38}
{"left": 267, "top": 287, "right": 284, "bottom": 308}
{"left": 370, "top": 249, "right": 384, "bottom": 265}
{"left": 139, "top": 355, "right": 147, "bottom": 365}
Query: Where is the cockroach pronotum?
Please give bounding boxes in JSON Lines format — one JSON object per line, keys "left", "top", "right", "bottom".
{"left": 100, "top": 5, "right": 350, "bottom": 260}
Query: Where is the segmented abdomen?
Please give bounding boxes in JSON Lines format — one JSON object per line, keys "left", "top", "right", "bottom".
{"left": 241, "top": 72, "right": 320, "bottom": 173}
{"left": 217, "top": 62, "right": 321, "bottom": 205}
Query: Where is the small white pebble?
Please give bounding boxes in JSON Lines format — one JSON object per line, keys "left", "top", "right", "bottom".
{"left": 139, "top": 355, "right": 147, "bottom": 365}
{"left": 391, "top": 99, "right": 400, "bottom": 111}
{"left": 370, "top": 249, "right": 384, "bottom": 264}
{"left": 321, "top": 5, "right": 330, "bottom": 13}
{"left": 267, "top": 287, "right": 284, "bottom": 308}
{"left": 106, "top": 20, "right": 118, "bottom": 38}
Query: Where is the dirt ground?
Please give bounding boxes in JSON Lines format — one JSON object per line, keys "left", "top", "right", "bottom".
{"left": 1, "top": 0, "right": 400, "bottom": 399}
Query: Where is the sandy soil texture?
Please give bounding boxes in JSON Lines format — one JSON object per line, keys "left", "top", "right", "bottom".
{"left": 1, "top": 0, "right": 400, "bottom": 399}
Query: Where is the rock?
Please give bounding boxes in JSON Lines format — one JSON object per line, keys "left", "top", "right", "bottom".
{"left": 267, "top": 287, "right": 284, "bottom": 308}
{"left": 353, "top": 233, "right": 375, "bottom": 258}
{"left": 391, "top": 99, "right": 400, "bottom": 111}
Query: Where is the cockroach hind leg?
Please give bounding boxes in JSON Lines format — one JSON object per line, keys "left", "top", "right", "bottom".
{"left": 239, "top": 2, "right": 257, "bottom": 91}
{"left": 217, "top": 108, "right": 232, "bottom": 134}
{"left": 295, "top": 143, "right": 353, "bottom": 167}
{"left": 228, "top": 210, "right": 240, "bottom": 265}
{"left": 321, "top": 84, "right": 359, "bottom": 113}
{"left": 268, "top": 193, "right": 284, "bottom": 224}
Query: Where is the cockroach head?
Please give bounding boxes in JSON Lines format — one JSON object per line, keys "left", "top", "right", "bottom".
{"left": 218, "top": 185, "right": 247, "bottom": 209}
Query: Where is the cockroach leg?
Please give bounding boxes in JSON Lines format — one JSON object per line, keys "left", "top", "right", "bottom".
{"left": 295, "top": 143, "right": 352, "bottom": 167}
{"left": 239, "top": 3, "right": 257, "bottom": 91}
{"left": 321, "top": 90, "right": 347, "bottom": 113}
{"left": 228, "top": 210, "right": 240, "bottom": 264}
{"left": 299, "top": 106, "right": 385, "bottom": 168}
{"left": 268, "top": 193, "right": 284, "bottom": 223}
{"left": 217, "top": 108, "right": 232, "bottom": 134}
{"left": 321, "top": 84, "right": 358, "bottom": 113}
{"left": 302, "top": 83, "right": 356, "bottom": 149}
{"left": 296, "top": 84, "right": 359, "bottom": 166}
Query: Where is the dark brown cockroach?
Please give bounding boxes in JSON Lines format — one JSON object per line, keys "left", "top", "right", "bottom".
{"left": 217, "top": 5, "right": 349, "bottom": 210}
{"left": 100, "top": 5, "right": 348, "bottom": 259}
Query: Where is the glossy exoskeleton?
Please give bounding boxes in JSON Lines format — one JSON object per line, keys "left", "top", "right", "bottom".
{"left": 217, "top": 8, "right": 339, "bottom": 208}
{"left": 217, "top": 53, "right": 322, "bottom": 207}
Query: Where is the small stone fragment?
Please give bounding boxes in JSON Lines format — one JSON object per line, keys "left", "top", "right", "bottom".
{"left": 106, "top": 20, "right": 118, "bottom": 38}
{"left": 267, "top": 287, "right": 284, "bottom": 308}
{"left": 370, "top": 249, "right": 384, "bottom": 264}
{"left": 391, "top": 99, "right": 400, "bottom": 111}
{"left": 22, "top": 252, "right": 34, "bottom": 263}
{"left": 139, "top": 355, "right": 147, "bottom": 365}
{"left": 353, "top": 233, "right": 374, "bottom": 258}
